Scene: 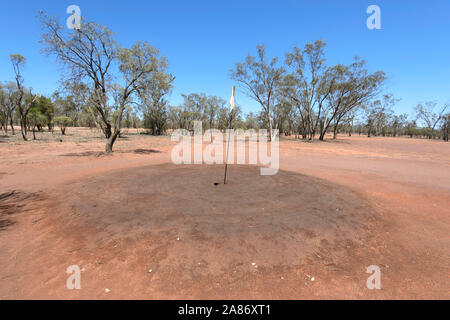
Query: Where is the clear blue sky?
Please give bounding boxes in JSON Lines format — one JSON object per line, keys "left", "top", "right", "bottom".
{"left": 1, "top": 0, "right": 449, "bottom": 117}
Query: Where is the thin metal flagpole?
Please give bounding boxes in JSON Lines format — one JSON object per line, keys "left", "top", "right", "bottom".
{"left": 224, "top": 86, "right": 235, "bottom": 185}
{"left": 224, "top": 112, "right": 233, "bottom": 184}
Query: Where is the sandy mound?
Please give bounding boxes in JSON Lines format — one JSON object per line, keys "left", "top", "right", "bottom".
{"left": 52, "top": 164, "right": 374, "bottom": 273}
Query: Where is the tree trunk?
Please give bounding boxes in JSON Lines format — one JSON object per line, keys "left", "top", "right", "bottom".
{"left": 319, "top": 131, "right": 325, "bottom": 141}
{"left": 20, "top": 117, "right": 28, "bottom": 141}
{"left": 105, "top": 130, "right": 120, "bottom": 153}
{"left": 267, "top": 111, "right": 273, "bottom": 142}
{"left": 10, "top": 115, "right": 15, "bottom": 135}
{"left": 3, "top": 115, "right": 8, "bottom": 134}
{"left": 319, "top": 121, "right": 330, "bottom": 141}
{"left": 444, "top": 119, "right": 449, "bottom": 142}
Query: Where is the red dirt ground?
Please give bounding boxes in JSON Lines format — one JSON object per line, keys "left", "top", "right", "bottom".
{"left": 0, "top": 128, "right": 449, "bottom": 299}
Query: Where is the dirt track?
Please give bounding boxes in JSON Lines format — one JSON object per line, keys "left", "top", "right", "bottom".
{"left": 0, "top": 129, "right": 449, "bottom": 299}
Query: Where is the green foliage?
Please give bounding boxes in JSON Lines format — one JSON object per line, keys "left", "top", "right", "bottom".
{"left": 27, "top": 108, "right": 47, "bottom": 131}
{"left": 54, "top": 116, "right": 72, "bottom": 134}
{"left": 231, "top": 44, "right": 285, "bottom": 137}
{"left": 54, "top": 115, "right": 72, "bottom": 126}
{"left": 31, "top": 95, "right": 54, "bottom": 130}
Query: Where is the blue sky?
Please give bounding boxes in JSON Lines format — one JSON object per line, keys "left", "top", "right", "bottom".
{"left": 1, "top": 0, "right": 449, "bottom": 117}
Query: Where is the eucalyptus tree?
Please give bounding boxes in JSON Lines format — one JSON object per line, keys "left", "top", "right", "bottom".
{"left": 135, "top": 57, "right": 175, "bottom": 135}
{"left": 0, "top": 82, "right": 18, "bottom": 134}
{"left": 365, "top": 94, "right": 397, "bottom": 137}
{"left": 52, "top": 92, "right": 76, "bottom": 123}
{"left": 202, "top": 95, "right": 226, "bottom": 142}
{"left": 168, "top": 105, "right": 186, "bottom": 130}
{"left": 231, "top": 45, "right": 285, "bottom": 141}
{"left": 180, "top": 93, "right": 209, "bottom": 131}
{"left": 342, "top": 110, "right": 357, "bottom": 137}
{"left": 56, "top": 81, "right": 91, "bottom": 126}
{"left": 320, "top": 58, "right": 386, "bottom": 140}
{"left": 283, "top": 40, "right": 334, "bottom": 141}
{"left": 0, "top": 86, "right": 8, "bottom": 133}
{"left": 10, "top": 54, "right": 39, "bottom": 141}
{"left": 244, "top": 112, "right": 259, "bottom": 130}
{"left": 40, "top": 12, "right": 167, "bottom": 152}
{"left": 27, "top": 108, "right": 47, "bottom": 140}
{"left": 391, "top": 113, "right": 408, "bottom": 137}
{"left": 405, "top": 120, "right": 418, "bottom": 138}
{"left": 205, "top": 96, "right": 226, "bottom": 130}
{"left": 53, "top": 116, "right": 73, "bottom": 135}
{"left": 414, "top": 101, "right": 448, "bottom": 139}
{"left": 30, "top": 95, "right": 54, "bottom": 131}
{"left": 272, "top": 98, "right": 295, "bottom": 135}
{"left": 217, "top": 105, "right": 242, "bottom": 131}
{"left": 442, "top": 113, "right": 449, "bottom": 142}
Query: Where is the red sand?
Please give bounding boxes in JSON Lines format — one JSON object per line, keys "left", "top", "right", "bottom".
{"left": 0, "top": 129, "right": 449, "bottom": 299}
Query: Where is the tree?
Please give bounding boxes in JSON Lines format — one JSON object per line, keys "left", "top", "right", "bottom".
{"left": 135, "top": 56, "right": 175, "bottom": 135}
{"left": 244, "top": 112, "right": 259, "bottom": 130}
{"left": 391, "top": 113, "right": 408, "bottom": 137}
{"left": 31, "top": 95, "right": 54, "bottom": 131}
{"left": 0, "top": 82, "right": 18, "bottom": 134}
{"left": 168, "top": 105, "right": 186, "bottom": 130}
{"left": 40, "top": 13, "right": 164, "bottom": 152}
{"left": 231, "top": 45, "right": 285, "bottom": 141}
{"left": 54, "top": 116, "right": 73, "bottom": 135}
{"left": 0, "top": 85, "right": 9, "bottom": 134}
{"left": 442, "top": 113, "right": 450, "bottom": 142}
{"left": 27, "top": 108, "right": 47, "bottom": 140}
{"left": 205, "top": 96, "right": 226, "bottom": 130}
{"left": 217, "top": 105, "right": 242, "bottom": 131}
{"left": 282, "top": 40, "right": 335, "bottom": 141}
{"left": 180, "top": 93, "right": 208, "bottom": 131}
{"left": 53, "top": 92, "right": 76, "bottom": 123}
{"left": 10, "top": 54, "right": 38, "bottom": 141}
{"left": 281, "top": 41, "right": 387, "bottom": 141}
{"left": 365, "top": 94, "right": 397, "bottom": 137}
{"left": 55, "top": 81, "right": 90, "bottom": 126}
{"left": 414, "top": 101, "right": 448, "bottom": 139}
{"left": 405, "top": 120, "right": 418, "bottom": 138}
{"left": 272, "top": 98, "right": 295, "bottom": 135}
{"left": 320, "top": 58, "right": 386, "bottom": 140}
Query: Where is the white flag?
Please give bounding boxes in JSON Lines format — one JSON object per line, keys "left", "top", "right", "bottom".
{"left": 229, "top": 86, "right": 235, "bottom": 111}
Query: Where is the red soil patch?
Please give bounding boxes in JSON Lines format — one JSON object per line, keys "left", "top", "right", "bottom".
{"left": 0, "top": 130, "right": 448, "bottom": 299}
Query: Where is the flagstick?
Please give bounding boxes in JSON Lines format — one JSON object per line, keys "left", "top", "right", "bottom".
{"left": 223, "top": 111, "right": 233, "bottom": 184}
